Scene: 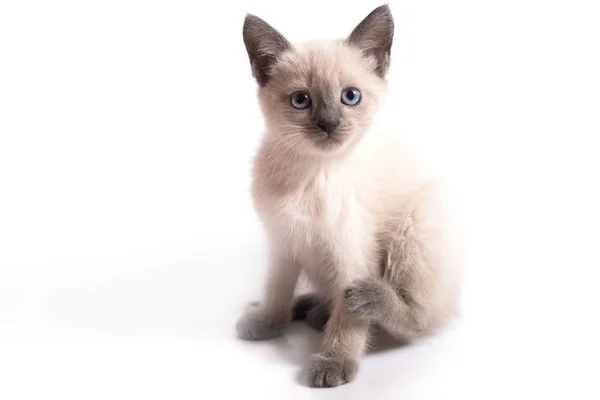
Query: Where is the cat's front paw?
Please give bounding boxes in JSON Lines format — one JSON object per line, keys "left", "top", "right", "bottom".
{"left": 235, "top": 306, "right": 287, "bottom": 340}
{"left": 344, "top": 278, "right": 388, "bottom": 319}
{"left": 306, "top": 354, "right": 358, "bottom": 388}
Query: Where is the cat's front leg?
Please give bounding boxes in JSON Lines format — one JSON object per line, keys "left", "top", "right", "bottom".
{"left": 236, "top": 246, "right": 301, "bottom": 340}
{"left": 306, "top": 291, "right": 370, "bottom": 387}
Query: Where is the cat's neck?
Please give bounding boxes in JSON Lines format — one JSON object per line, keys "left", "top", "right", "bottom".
{"left": 252, "top": 131, "right": 375, "bottom": 196}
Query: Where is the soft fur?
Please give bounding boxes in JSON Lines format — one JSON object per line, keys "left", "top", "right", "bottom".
{"left": 236, "top": 5, "right": 463, "bottom": 388}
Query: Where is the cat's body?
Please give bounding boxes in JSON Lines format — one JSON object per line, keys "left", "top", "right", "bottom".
{"left": 236, "top": 5, "right": 462, "bottom": 388}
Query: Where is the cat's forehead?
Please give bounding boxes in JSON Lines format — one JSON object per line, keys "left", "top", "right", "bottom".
{"left": 270, "top": 41, "right": 377, "bottom": 91}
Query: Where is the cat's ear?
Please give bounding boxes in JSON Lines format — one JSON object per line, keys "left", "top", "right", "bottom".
{"left": 243, "top": 14, "right": 291, "bottom": 86}
{"left": 347, "top": 4, "right": 394, "bottom": 77}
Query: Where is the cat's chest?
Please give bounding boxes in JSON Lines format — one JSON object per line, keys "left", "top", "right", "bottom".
{"left": 274, "top": 171, "right": 366, "bottom": 248}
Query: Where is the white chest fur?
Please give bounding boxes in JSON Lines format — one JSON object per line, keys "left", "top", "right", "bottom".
{"left": 266, "top": 166, "right": 379, "bottom": 291}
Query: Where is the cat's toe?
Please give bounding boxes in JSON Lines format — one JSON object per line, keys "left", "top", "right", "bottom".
{"left": 306, "top": 354, "right": 358, "bottom": 388}
{"left": 235, "top": 309, "right": 286, "bottom": 340}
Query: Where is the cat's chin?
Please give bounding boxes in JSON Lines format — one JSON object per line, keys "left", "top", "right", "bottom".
{"left": 309, "top": 135, "right": 351, "bottom": 155}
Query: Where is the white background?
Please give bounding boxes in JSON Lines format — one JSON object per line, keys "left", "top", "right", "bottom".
{"left": 1, "top": 0, "right": 599, "bottom": 398}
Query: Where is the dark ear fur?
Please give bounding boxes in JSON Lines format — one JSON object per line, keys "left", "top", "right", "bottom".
{"left": 347, "top": 4, "right": 395, "bottom": 77}
{"left": 242, "top": 14, "right": 291, "bottom": 86}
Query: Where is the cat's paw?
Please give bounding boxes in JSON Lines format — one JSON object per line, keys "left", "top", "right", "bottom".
{"left": 291, "top": 294, "right": 320, "bottom": 321}
{"left": 306, "top": 354, "right": 358, "bottom": 388}
{"left": 292, "top": 294, "right": 330, "bottom": 331}
{"left": 305, "top": 304, "right": 330, "bottom": 331}
{"left": 235, "top": 306, "right": 286, "bottom": 340}
{"left": 344, "top": 278, "right": 388, "bottom": 319}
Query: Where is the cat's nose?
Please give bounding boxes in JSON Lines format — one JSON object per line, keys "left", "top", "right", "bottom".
{"left": 316, "top": 119, "right": 339, "bottom": 135}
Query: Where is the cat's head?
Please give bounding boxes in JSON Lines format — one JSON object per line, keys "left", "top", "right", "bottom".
{"left": 243, "top": 5, "right": 394, "bottom": 156}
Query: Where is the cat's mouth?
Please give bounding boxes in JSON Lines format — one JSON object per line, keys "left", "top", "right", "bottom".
{"left": 310, "top": 131, "right": 349, "bottom": 151}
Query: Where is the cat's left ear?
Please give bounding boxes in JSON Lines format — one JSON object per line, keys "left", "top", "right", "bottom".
{"left": 347, "top": 4, "right": 394, "bottom": 77}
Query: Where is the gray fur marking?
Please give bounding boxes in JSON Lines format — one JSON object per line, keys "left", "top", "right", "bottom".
{"left": 292, "top": 293, "right": 330, "bottom": 331}
{"left": 306, "top": 354, "right": 358, "bottom": 388}
{"left": 347, "top": 4, "right": 394, "bottom": 77}
{"left": 344, "top": 277, "right": 392, "bottom": 320}
{"left": 242, "top": 14, "right": 291, "bottom": 86}
{"left": 235, "top": 308, "right": 287, "bottom": 340}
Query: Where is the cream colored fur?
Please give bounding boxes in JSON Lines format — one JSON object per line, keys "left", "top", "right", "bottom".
{"left": 236, "top": 5, "right": 463, "bottom": 388}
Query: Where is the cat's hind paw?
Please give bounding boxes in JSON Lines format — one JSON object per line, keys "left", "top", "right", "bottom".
{"left": 235, "top": 306, "right": 287, "bottom": 340}
{"left": 344, "top": 278, "right": 389, "bottom": 320}
{"left": 292, "top": 294, "right": 330, "bottom": 331}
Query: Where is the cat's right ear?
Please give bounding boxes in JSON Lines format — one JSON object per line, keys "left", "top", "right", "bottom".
{"left": 243, "top": 14, "right": 291, "bottom": 87}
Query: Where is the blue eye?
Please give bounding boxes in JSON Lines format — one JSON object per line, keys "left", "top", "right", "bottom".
{"left": 341, "top": 87, "right": 361, "bottom": 106}
{"left": 291, "top": 91, "right": 311, "bottom": 109}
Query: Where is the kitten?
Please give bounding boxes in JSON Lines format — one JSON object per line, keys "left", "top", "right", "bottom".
{"left": 236, "top": 5, "right": 463, "bottom": 388}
